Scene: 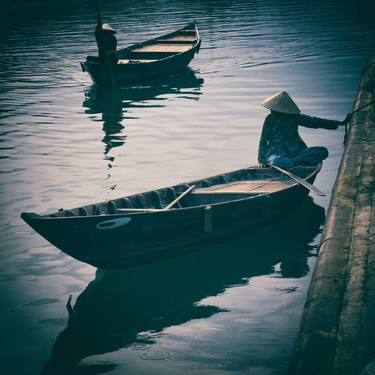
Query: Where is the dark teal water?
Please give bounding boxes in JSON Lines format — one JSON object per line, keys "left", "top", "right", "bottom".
{"left": 0, "top": 0, "right": 374, "bottom": 374}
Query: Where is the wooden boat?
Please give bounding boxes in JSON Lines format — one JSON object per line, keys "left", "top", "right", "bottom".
{"left": 21, "top": 164, "right": 321, "bottom": 269}
{"left": 81, "top": 22, "right": 201, "bottom": 85}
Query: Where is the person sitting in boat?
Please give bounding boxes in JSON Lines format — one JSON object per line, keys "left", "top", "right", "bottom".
{"left": 258, "top": 91, "right": 351, "bottom": 168}
{"left": 95, "top": 21, "right": 118, "bottom": 63}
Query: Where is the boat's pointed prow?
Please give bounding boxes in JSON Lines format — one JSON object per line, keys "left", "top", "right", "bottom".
{"left": 21, "top": 212, "right": 40, "bottom": 225}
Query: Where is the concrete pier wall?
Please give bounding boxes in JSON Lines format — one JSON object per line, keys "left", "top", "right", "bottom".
{"left": 288, "top": 50, "right": 375, "bottom": 375}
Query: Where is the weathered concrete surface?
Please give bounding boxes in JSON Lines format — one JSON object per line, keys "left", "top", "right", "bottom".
{"left": 288, "top": 50, "right": 375, "bottom": 375}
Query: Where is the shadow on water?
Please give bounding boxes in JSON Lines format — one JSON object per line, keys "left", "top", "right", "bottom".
{"left": 41, "top": 197, "right": 325, "bottom": 375}
{"left": 82, "top": 68, "right": 204, "bottom": 157}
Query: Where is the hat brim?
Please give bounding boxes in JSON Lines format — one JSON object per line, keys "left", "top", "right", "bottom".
{"left": 261, "top": 91, "right": 301, "bottom": 114}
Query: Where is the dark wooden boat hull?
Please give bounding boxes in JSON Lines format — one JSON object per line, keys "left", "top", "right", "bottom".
{"left": 81, "top": 22, "right": 201, "bottom": 85}
{"left": 21, "top": 164, "right": 322, "bottom": 269}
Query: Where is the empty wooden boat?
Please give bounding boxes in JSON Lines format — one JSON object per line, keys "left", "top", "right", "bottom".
{"left": 81, "top": 22, "right": 201, "bottom": 85}
{"left": 21, "top": 164, "right": 321, "bottom": 269}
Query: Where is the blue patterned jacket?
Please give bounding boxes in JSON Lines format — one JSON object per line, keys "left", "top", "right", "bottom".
{"left": 258, "top": 112, "right": 341, "bottom": 163}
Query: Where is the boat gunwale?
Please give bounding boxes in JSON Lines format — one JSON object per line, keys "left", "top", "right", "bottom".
{"left": 119, "top": 22, "right": 200, "bottom": 61}
{"left": 22, "top": 164, "right": 321, "bottom": 221}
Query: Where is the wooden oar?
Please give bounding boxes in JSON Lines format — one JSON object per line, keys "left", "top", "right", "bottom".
{"left": 165, "top": 184, "right": 196, "bottom": 209}
{"left": 267, "top": 164, "right": 325, "bottom": 197}
{"left": 95, "top": 0, "right": 102, "bottom": 24}
{"left": 116, "top": 208, "right": 163, "bottom": 213}
{"left": 117, "top": 184, "right": 196, "bottom": 213}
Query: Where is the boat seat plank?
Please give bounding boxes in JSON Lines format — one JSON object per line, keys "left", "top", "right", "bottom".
{"left": 132, "top": 43, "right": 194, "bottom": 53}
{"left": 193, "top": 180, "right": 293, "bottom": 194}
{"left": 118, "top": 59, "right": 158, "bottom": 64}
{"left": 156, "top": 36, "right": 198, "bottom": 43}
{"left": 125, "top": 51, "right": 177, "bottom": 60}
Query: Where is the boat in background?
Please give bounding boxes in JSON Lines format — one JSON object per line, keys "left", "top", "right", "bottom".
{"left": 21, "top": 164, "right": 321, "bottom": 269}
{"left": 81, "top": 22, "right": 201, "bottom": 85}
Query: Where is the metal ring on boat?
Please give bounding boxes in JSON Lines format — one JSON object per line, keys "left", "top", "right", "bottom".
{"left": 96, "top": 217, "right": 132, "bottom": 230}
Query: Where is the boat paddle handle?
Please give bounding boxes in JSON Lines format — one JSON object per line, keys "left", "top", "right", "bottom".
{"left": 95, "top": 0, "right": 102, "bottom": 25}
{"left": 117, "top": 185, "right": 196, "bottom": 214}
{"left": 267, "top": 164, "right": 325, "bottom": 197}
{"left": 165, "top": 185, "right": 196, "bottom": 209}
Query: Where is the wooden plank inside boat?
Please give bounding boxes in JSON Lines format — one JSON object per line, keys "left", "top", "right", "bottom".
{"left": 118, "top": 59, "right": 158, "bottom": 64}
{"left": 157, "top": 36, "right": 198, "bottom": 42}
{"left": 193, "top": 180, "right": 293, "bottom": 194}
{"left": 132, "top": 43, "right": 194, "bottom": 53}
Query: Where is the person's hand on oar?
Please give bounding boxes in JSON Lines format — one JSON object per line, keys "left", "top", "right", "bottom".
{"left": 342, "top": 113, "right": 352, "bottom": 144}
{"left": 342, "top": 100, "right": 375, "bottom": 144}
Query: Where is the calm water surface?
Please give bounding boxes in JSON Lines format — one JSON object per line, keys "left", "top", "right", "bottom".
{"left": 0, "top": 0, "right": 374, "bottom": 374}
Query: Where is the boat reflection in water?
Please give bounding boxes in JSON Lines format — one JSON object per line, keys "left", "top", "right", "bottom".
{"left": 41, "top": 197, "right": 325, "bottom": 375}
{"left": 82, "top": 68, "right": 204, "bottom": 157}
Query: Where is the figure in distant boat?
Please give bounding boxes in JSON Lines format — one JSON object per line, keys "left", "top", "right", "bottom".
{"left": 258, "top": 91, "right": 351, "bottom": 168}
{"left": 95, "top": 20, "right": 118, "bottom": 63}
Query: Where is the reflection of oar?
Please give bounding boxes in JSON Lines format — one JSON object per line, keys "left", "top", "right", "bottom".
{"left": 117, "top": 185, "right": 196, "bottom": 213}
{"left": 267, "top": 164, "right": 325, "bottom": 197}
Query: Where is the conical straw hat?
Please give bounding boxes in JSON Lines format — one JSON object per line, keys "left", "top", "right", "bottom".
{"left": 261, "top": 91, "right": 300, "bottom": 114}
{"left": 102, "top": 23, "right": 116, "bottom": 33}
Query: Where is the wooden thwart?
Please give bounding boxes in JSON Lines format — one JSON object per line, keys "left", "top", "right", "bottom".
{"left": 116, "top": 208, "right": 161, "bottom": 213}
{"left": 157, "top": 36, "right": 198, "bottom": 42}
{"left": 193, "top": 180, "right": 292, "bottom": 195}
{"left": 132, "top": 43, "right": 194, "bottom": 53}
{"left": 118, "top": 59, "right": 158, "bottom": 64}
